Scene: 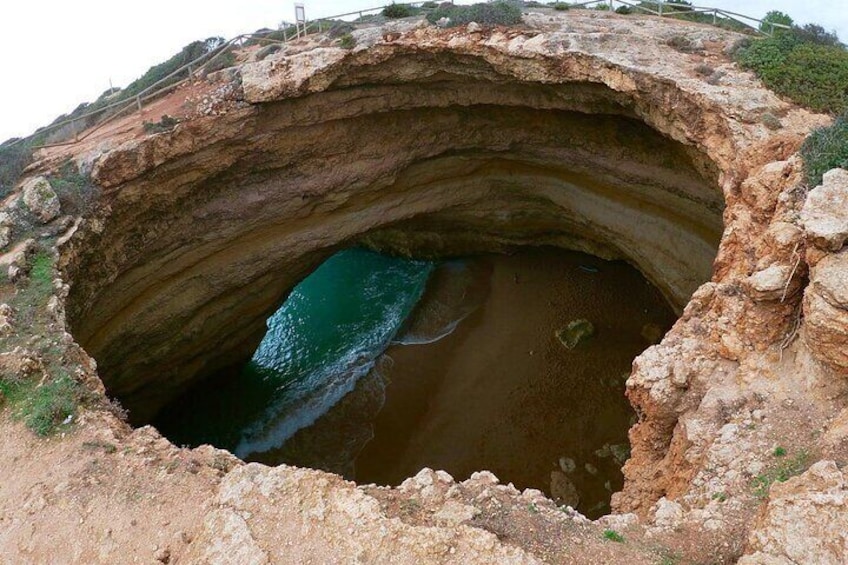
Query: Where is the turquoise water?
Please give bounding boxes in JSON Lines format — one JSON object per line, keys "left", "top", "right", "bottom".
{"left": 154, "top": 248, "right": 434, "bottom": 458}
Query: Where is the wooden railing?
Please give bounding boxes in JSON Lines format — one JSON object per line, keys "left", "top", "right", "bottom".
{"left": 7, "top": 1, "right": 790, "bottom": 151}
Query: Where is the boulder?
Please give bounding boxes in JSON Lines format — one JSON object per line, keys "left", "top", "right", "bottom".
{"left": 21, "top": 176, "right": 60, "bottom": 223}
{"left": 556, "top": 319, "right": 595, "bottom": 349}
{"left": 742, "top": 461, "right": 848, "bottom": 565}
{"left": 801, "top": 168, "right": 848, "bottom": 252}
{"left": 550, "top": 470, "right": 580, "bottom": 507}
{"left": 744, "top": 264, "right": 799, "bottom": 302}
{"left": 804, "top": 250, "right": 848, "bottom": 372}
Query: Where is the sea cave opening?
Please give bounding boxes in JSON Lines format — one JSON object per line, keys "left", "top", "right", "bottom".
{"left": 152, "top": 245, "right": 677, "bottom": 518}
{"left": 61, "top": 77, "right": 727, "bottom": 519}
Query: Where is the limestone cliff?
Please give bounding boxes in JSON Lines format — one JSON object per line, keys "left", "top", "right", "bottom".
{"left": 2, "top": 10, "right": 847, "bottom": 564}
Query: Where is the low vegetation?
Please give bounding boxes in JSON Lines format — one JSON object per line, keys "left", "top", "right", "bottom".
{"left": 615, "top": 1, "right": 752, "bottom": 33}
{"left": 751, "top": 448, "right": 809, "bottom": 498}
{"left": 339, "top": 33, "right": 357, "bottom": 50}
{"left": 425, "top": 1, "right": 523, "bottom": 28}
{"left": 142, "top": 114, "right": 179, "bottom": 135}
{"left": 0, "top": 139, "right": 35, "bottom": 197}
{"left": 736, "top": 24, "right": 848, "bottom": 114}
{"left": 4, "top": 37, "right": 230, "bottom": 150}
{"left": 0, "top": 252, "right": 86, "bottom": 436}
{"left": 48, "top": 160, "right": 100, "bottom": 215}
{"left": 602, "top": 529, "right": 625, "bottom": 543}
{"left": 0, "top": 373, "right": 83, "bottom": 436}
{"left": 800, "top": 112, "right": 848, "bottom": 186}
{"left": 382, "top": 3, "right": 420, "bottom": 18}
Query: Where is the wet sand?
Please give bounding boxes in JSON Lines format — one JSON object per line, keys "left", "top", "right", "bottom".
{"left": 354, "top": 247, "right": 676, "bottom": 517}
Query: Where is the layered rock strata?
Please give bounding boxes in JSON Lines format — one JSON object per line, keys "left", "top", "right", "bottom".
{"left": 2, "top": 10, "right": 846, "bottom": 564}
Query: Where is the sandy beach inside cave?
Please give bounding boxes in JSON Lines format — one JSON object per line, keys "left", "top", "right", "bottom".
{"left": 353, "top": 247, "right": 676, "bottom": 517}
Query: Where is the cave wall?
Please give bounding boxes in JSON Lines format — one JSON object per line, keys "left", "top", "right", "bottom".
{"left": 63, "top": 93, "right": 722, "bottom": 422}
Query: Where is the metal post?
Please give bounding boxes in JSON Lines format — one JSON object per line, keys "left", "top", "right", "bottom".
{"left": 136, "top": 95, "right": 142, "bottom": 113}
{"left": 658, "top": 1, "right": 663, "bottom": 16}
{"left": 712, "top": 9, "right": 717, "bottom": 24}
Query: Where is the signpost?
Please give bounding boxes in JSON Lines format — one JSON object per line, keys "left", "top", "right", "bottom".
{"left": 295, "top": 3, "right": 307, "bottom": 38}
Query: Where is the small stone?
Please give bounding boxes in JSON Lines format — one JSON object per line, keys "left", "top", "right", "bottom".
{"left": 559, "top": 457, "right": 576, "bottom": 474}
{"left": 467, "top": 22, "right": 482, "bottom": 33}
{"left": 556, "top": 319, "right": 595, "bottom": 349}
{"left": 0, "top": 304, "right": 15, "bottom": 336}
{"left": 154, "top": 547, "right": 171, "bottom": 563}
{"left": 653, "top": 497, "right": 684, "bottom": 529}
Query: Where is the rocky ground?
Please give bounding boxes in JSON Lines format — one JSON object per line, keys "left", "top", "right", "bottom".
{"left": 1, "top": 8, "right": 848, "bottom": 564}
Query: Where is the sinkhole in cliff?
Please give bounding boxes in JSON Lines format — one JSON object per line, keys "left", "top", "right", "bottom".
{"left": 152, "top": 245, "right": 676, "bottom": 518}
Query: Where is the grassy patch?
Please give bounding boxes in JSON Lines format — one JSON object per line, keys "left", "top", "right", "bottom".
{"left": 425, "top": 1, "right": 523, "bottom": 28}
{"left": 711, "top": 491, "right": 727, "bottom": 502}
{"left": 602, "top": 528, "right": 625, "bottom": 543}
{"left": 0, "top": 250, "right": 87, "bottom": 436}
{"left": 339, "top": 33, "right": 357, "bottom": 50}
{"left": 29, "top": 252, "right": 54, "bottom": 290}
{"left": 736, "top": 31, "right": 848, "bottom": 114}
{"left": 800, "top": 112, "right": 848, "bottom": 187}
{"left": 752, "top": 449, "right": 809, "bottom": 498}
{"left": 0, "top": 373, "right": 82, "bottom": 436}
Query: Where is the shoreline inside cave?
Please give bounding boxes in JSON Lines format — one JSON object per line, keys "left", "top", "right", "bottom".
{"left": 354, "top": 248, "right": 676, "bottom": 518}
{"left": 154, "top": 247, "right": 676, "bottom": 518}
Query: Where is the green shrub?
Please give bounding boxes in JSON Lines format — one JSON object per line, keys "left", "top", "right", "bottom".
{"left": 793, "top": 24, "right": 841, "bottom": 47}
{"left": 0, "top": 139, "right": 34, "bottom": 197}
{"left": 48, "top": 161, "right": 99, "bottom": 216}
{"left": 328, "top": 22, "right": 355, "bottom": 39}
{"left": 256, "top": 43, "right": 282, "bottom": 61}
{"left": 552, "top": 2, "right": 570, "bottom": 10}
{"left": 736, "top": 31, "right": 848, "bottom": 114}
{"left": 425, "top": 1, "right": 523, "bottom": 28}
{"left": 760, "top": 10, "right": 793, "bottom": 33}
{"left": 615, "top": 5, "right": 632, "bottom": 14}
{"left": 204, "top": 50, "right": 236, "bottom": 74}
{"left": 694, "top": 63, "right": 714, "bottom": 76}
{"left": 143, "top": 114, "right": 179, "bottom": 135}
{"left": 339, "top": 33, "right": 357, "bottom": 50}
{"left": 633, "top": 1, "right": 750, "bottom": 33}
{"left": 800, "top": 112, "right": 848, "bottom": 186}
{"left": 760, "top": 112, "right": 782, "bottom": 130}
{"left": 667, "top": 35, "right": 700, "bottom": 52}
{"left": 382, "top": 3, "right": 419, "bottom": 18}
